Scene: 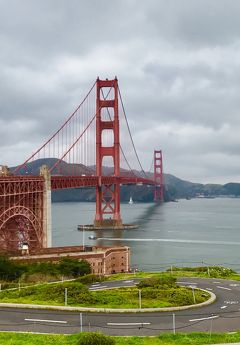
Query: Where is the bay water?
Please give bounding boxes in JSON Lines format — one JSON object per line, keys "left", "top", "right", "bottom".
{"left": 52, "top": 198, "right": 240, "bottom": 271}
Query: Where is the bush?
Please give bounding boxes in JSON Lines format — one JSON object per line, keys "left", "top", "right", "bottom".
{"left": 76, "top": 274, "right": 106, "bottom": 285}
{"left": 25, "top": 262, "right": 59, "bottom": 277}
{"left": 208, "top": 266, "right": 235, "bottom": 277}
{"left": 166, "top": 266, "right": 236, "bottom": 277}
{"left": 166, "top": 266, "right": 207, "bottom": 272}
{"left": 77, "top": 332, "right": 115, "bottom": 345}
{"left": 0, "top": 255, "right": 26, "bottom": 281}
{"left": 0, "top": 281, "right": 95, "bottom": 305}
{"left": 137, "top": 275, "right": 176, "bottom": 289}
{"left": 58, "top": 258, "right": 91, "bottom": 277}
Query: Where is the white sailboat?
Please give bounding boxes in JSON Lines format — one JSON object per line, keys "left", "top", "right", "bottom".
{"left": 128, "top": 196, "right": 134, "bottom": 205}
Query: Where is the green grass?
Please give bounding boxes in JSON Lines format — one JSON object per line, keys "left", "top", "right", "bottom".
{"left": 0, "top": 282, "right": 209, "bottom": 309}
{"left": 106, "top": 267, "right": 240, "bottom": 282}
{"left": 2, "top": 332, "right": 240, "bottom": 345}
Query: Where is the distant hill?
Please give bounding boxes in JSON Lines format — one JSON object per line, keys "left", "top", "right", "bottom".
{"left": 10, "top": 158, "right": 94, "bottom": 176}
{"left": 6, "top": 158, "right": 240, "bottom": 202}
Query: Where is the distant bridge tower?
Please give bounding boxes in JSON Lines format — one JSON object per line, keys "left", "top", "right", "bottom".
{"left": 154, "top": 150, "right": 164, "bottom": 202}
{"left": 94, "top": 78, "right": 123, "bottom": 228}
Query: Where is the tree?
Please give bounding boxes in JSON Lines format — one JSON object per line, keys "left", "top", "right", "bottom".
{"left": 0, "top": 254, "right": 25, "bottom": 281}
{"left": 58, "top": 257, "right": 91, "bottom": 277}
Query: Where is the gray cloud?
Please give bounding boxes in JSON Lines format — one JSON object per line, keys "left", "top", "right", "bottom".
{"left": 1, "top": 0, "right": 240, "bottom": 183}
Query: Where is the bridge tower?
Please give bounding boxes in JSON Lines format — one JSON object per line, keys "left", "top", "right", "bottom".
{"left": 94, "top": 78, "right": 123, "bottom": 228}
{"left": 154, "top": 150, "right": 164, "bottom": 202}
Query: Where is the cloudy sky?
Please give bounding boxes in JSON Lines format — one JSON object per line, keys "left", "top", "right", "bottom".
{"left": 1, "top": 0, "right": 240, "bottom": 184}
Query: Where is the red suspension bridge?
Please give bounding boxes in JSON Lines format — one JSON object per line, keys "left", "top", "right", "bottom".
{"left": 0, "top": 78, "right": 164, "bottom": 253}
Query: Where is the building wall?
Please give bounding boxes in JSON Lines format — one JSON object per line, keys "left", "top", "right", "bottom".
{"left": 11, "top": 245, "right": 130, "bottom": 275}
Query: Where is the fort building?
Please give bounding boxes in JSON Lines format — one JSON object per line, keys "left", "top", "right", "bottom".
{"left": 11, "top": 245, "right": 130, "bottom": 275}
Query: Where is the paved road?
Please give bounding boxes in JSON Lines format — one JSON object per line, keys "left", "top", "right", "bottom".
{"left": 0, "top": 277, "right": 240, "bottom": 335}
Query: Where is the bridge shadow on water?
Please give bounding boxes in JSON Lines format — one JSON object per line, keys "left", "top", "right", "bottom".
{"left": 135, "top": 202, "right": 163, "bottom": 227}
{"left": 96, "top": 202, "right": 164, "bottom": 247}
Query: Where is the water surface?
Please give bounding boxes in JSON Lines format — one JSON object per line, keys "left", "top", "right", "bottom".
{"left": 52, "top": 198, "right": 240, "bottom": 271}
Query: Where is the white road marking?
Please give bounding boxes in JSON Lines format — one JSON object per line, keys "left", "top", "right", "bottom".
{"left": 107, "top": 322, "right": 151, "bottom": 326}
{"left": 221, "top": 306, "right": 228, "bottom": 309}
{"left": 123, "top": 280, "right": 134, "bottom": 283}
{"left": 178, "top": 282, "right": 198, "bottom": 285}
{"left": 91, "top": 284, "right": 101, "bottom": 287}
{"left": 25, "top": 318, "right": 67, "bottom": 324}
{"left": 89, "top": 285, "right": 108, "bottom": 290}
{"left": 230, "top": 284, "right": 240, "bottom": 287}
{"left": 224, "top": 300, "right": 238, "bottom": 304}
{"left": 189, "top": 315, "right": 219, "bottom": 322}
{"left": 206, "top": 288, "right": 213, "bottom": 291}
{"left": 217, "top": 286, "right": 232, "bottom": 291}
{"left": 213, "top": 281, "right": 220, "bottom": 284}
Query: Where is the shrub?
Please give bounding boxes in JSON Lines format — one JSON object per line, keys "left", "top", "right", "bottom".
{"left": 77, "top": 332, "right": 115, "bottom": 345}
{"left": 137, "top": 275, "right": 176, "bottom": 289}
{"left": 25, "top": 262, "right": 59, "bottom": 277}
{"left": 166, "top": 266, "right": 236, "bottom": 277}
{"left": 208, "top": 266, "right": 235, "bottom": 277}
{"left": 76, "top": 274, "right": 106, "bottom": 285}
{"left": 0, "top": 281, "right": 95, "bottom": 305}
{"left": 166, "top": 266, "right": 208, "bottom": 272}
{"left": 58, "top": 258, "right": 91, "bottom": 277}
{"left": 0, "top": 255, "right": 26, "bottom": 281}
{"left": 23, "top": 273, "right": 60, "bottom": 283}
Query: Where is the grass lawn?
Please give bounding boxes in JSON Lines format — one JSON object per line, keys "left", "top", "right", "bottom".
{"left": 0, "top": 282, "right": 209, "bottom": 309}
{"left": 105, "top": 267, "right": 240, "bottom": 282}
{"left": 1, "top": 332, "right": 240, "bottom": 345}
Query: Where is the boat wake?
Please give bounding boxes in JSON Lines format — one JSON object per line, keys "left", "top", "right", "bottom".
{"left": 97, "top": 238, "right": 240, "bottom": 246}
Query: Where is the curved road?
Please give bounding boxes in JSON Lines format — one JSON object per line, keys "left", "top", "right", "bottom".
{"left": 0, "top": 277, "right": 240, "bottom": 335}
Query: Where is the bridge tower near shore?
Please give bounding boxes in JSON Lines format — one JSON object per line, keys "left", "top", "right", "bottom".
{"left": 94, "top": 78, "right": 123, "bottom": 228}
{"left": 154, "top": 150, "right": 164, "bottom": 202}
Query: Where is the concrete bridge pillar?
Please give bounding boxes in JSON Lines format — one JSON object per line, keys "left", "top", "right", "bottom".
{"left": 40, "top": 165, "right": 52, "bottom": 247}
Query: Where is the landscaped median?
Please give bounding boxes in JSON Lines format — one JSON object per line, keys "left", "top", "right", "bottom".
{"left": 0, "top": 275, "right": 215, "bottom": 312}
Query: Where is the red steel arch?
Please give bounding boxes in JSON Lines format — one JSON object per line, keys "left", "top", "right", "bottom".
{"left": 0, "top": 176, "right": 45, "bottom": 252}
{"left": 0, "top": 206, "right": 43, "bottom": 252}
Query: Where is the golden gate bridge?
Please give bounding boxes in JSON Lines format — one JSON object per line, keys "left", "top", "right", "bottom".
{"left": 0, "top": 78, "right": 164, "bottom": 253}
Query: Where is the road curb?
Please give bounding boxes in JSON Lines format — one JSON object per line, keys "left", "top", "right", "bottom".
{"left": 0, "top": 288, "right": 216, "bottom": 313}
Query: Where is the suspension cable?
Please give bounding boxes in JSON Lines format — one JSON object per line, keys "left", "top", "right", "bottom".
{"left": 100, "top": 88, "right": 135, "bottom": 175}
{"left": 118, "top": 86, "right": 147, "bottom": 178}
{"left": 13, "top": 80, "right": 97, "bottom": 174}
{"left": 51, "top": 84, "right": 115, "bottom": 173}
{"left": 149, "top": 156, "right": 154, "bottom": 174}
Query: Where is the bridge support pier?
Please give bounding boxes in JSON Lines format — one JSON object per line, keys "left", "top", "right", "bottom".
{"left": 40, "top": 165, "right": 52, "bottom": 247}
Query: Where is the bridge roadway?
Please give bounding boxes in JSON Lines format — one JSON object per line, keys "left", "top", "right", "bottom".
{"left": 0, "top": 277, "right": 240, "bottom": 336}
{"left": 50, "top": 175, "right": 155, "bottom": 189}
{"left": 0, "top": 175, "right": 155, "bottom": 190}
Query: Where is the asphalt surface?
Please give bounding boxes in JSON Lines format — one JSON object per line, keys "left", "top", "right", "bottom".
{"left": 0, "top": 277, "right": 240, "bottom": 335}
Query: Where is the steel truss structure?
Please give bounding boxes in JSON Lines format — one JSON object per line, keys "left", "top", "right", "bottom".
{"left": 0, "top": 176, "right": 44, "bottom": 252}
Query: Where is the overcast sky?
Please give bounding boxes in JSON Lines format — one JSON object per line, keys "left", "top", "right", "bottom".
{"left": 1, "top": 0, "right": 240, "bottom": 184}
